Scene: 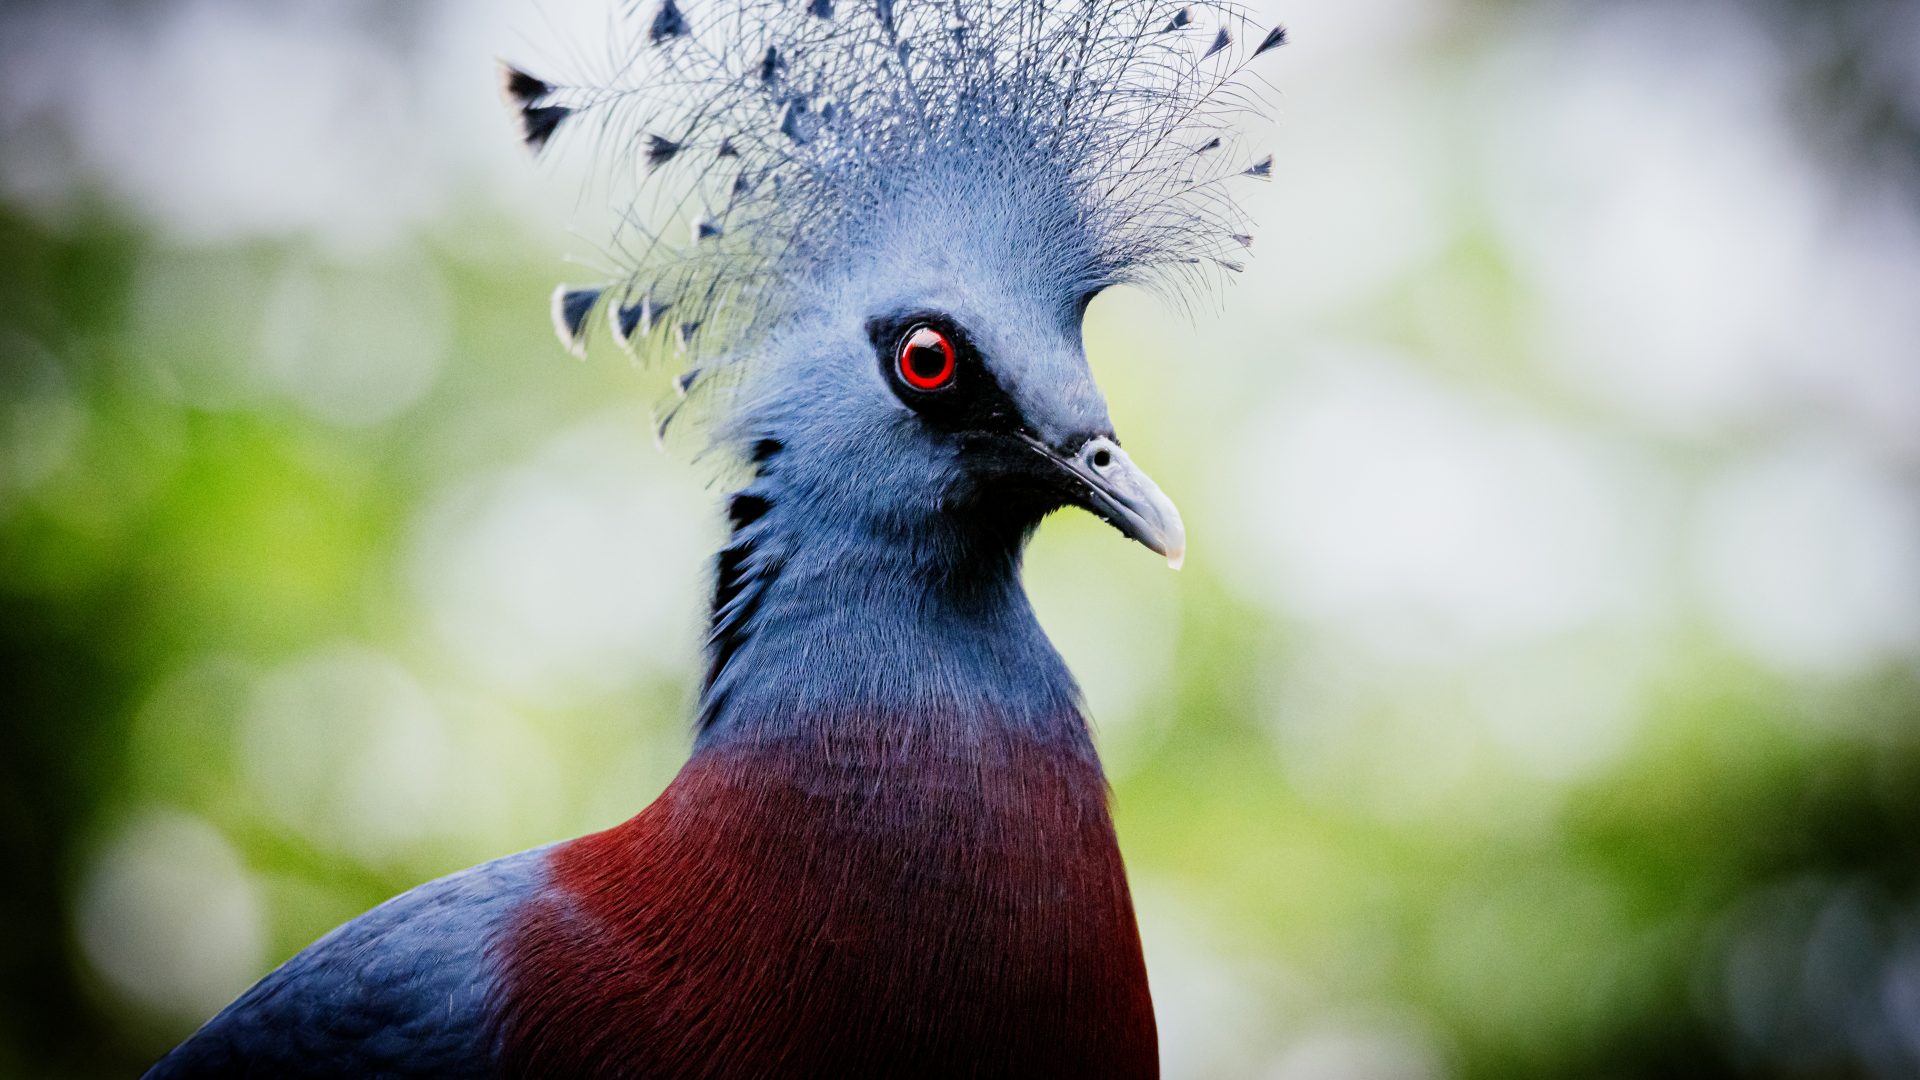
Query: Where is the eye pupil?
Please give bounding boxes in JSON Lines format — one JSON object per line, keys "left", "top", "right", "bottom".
{"left": 897, "top": 326, "right": 956, "bottom": 390}
{"left": 907, "top": 347, "right": 943, "bottom": 380}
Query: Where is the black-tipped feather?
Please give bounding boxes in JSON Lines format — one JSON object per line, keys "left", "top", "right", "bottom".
{"left": 1202, "top": 28, "right": 1230, "bottom": 59}
{"left": 1244, "top": 154, "right": 1274, "bottom": 179}
{"left": 1254, "top": 25, "right": 1289, "bottom": 56}
{"left": 646, "top": 134, "right": 683, "bottom": 168}
{"left": 643, "top": 298, "right": 671, "bottom": 336}
{"left": 611, "top": 295, "right": 672, "bottom": 350}
{"left": 612, "top": 301, "right": 643, "bottom": 350}
{"left": 780, "top": 101, "right": 813, "bottom": 144}
{"left": 650, "top": 0, "right": 689, "bottom": 44}
{"left": 551, "top": 286, "right": 602, "bottom": 357}
{"left": 516, "top": 105, "right": 571, "bottom": 154}
{"left": 498, "top": 63, "right": 553, "bottom": 106}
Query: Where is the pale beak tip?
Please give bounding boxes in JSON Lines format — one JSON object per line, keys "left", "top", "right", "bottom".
{"left": 1040, "top": 434, "right": 1189, "bottom": 571}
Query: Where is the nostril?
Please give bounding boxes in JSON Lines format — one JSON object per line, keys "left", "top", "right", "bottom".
{"left": 1091, "top": 448, "right": 1112, "bottom": 469}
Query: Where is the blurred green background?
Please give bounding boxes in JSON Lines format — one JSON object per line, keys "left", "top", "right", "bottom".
{"left": 3, "top": 1, "right": 1919, "bottom": 1077}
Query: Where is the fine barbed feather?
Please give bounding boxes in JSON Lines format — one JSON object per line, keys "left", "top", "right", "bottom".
{"left": 504, "top": 0, "right": 1284, "bottom": 441}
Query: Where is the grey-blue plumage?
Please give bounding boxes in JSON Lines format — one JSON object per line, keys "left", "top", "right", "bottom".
{"left": 144, "top": 850, "right": 548, "bottom": 1079}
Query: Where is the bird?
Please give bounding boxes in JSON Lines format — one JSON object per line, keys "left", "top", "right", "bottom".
{"left": 147, "top": 1, "right": 1281, "bottom": 1076}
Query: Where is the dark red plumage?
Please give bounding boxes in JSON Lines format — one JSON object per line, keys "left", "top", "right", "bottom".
{"left": 495, "top": 713, "right": 1156, "bottom": 1077}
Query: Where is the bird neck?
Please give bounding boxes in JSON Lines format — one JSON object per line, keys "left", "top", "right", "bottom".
{"left": 694, "top": 467, "right": 1083, "bottom": 746}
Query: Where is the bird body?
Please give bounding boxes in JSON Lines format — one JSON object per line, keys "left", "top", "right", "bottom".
{"left": 152, "top": 722, "right": 1151, "bottom": 1078}
{"left": 500, "top": 711, "right": 1154, "bottom": 1077}
{"left": 149, "top": 1, "right": 1280, "bottom": 1074}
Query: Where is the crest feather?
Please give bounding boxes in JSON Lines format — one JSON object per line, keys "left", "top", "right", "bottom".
{"left": 499, "top": 62, "right": 554, "bottom": 107}
{"left": 504, "top": 0, "right": 1284, "bottom": 434}
{"left": 650, "top": 0, "right": 690, "bottom": 44}
{"left": 551, "top": 286, "right": 603, "bottom": 357}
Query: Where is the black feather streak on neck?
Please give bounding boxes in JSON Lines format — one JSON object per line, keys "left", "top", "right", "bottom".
{"left": 695, "top": 436, "right": 1076, "bottom": 737}
{"left": 700, "top": 441, "right": 786, "bottom": 728}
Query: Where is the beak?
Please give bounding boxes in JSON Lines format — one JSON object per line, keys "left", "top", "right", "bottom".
{"left": 1024, "top": 435, "right": 1187, "bottom": 570}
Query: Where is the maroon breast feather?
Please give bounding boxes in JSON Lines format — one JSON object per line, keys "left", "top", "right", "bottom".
{"left": 495, "top": 713, "right": 1157, "bottom": 1079}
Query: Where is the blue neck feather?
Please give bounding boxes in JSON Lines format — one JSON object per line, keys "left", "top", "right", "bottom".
{"left": 695, "top": 448, "right": 1082, "bottom": 746}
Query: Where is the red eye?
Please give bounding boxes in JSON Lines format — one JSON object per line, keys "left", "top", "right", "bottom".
{"left": 896, "top": 325, "right": 956, "bottom": 391}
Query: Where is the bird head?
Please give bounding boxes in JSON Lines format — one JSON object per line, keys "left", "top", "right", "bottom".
{"left": 727, "top": 158, "right": 1186, "bottom": 569}
{"left": 506, "top": 1, "right": 1283, "bottom": 572}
